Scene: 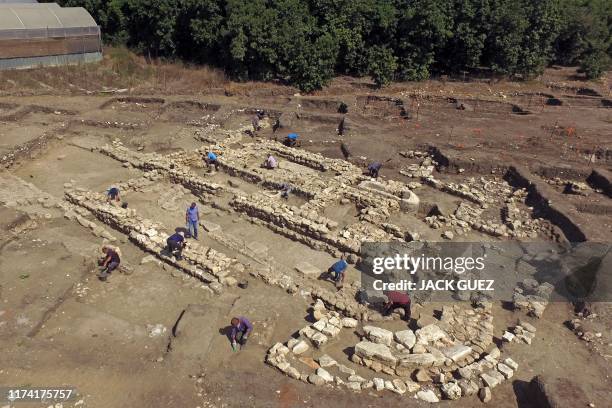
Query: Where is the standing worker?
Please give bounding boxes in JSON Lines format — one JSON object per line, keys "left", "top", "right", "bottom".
{"left": 367, "top": 161, "right": 382, "bottom": 178}
{"left": 230, "top": 316, "right": 253, "bottom": 351}
{"left": 327, "top": 257, "right": 348, "bottom": 289}
{"left": 383, "top": 291, "right": 411, "bottom": 321}
{"left": 284, "top": 133, "right": 298, "bottom": 147}
{"left": 205, "top": 151, "right": 219, "bottom": 172}
{"left": 98, "top": 245, "right": 121, "bottom": 282}
{"left": 251, "top": 110, "right": 264, "bottom": 133}
{"left": 185, "top": 202, "right": 199, "bottom": 240}
{"left": 166, "top": 231, "right": 186, "bottom": 261}
{"left": 107, "top": 186, "right": 120, "bottom": 203}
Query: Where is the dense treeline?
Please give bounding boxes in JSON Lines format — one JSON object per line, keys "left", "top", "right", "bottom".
{"left": 57, "top": 0, "right": 611, "bottom": 90}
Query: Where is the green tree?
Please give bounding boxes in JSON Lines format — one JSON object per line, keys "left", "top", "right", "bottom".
{"left": 122, "top": 0, "right": 181, "bottom": 57}
{"left": 367, "top": 46, "right": 397, "bottom": 87}
{"left": 175, "top": 0, "right": 224, "bottom": 63}
{"left": 394, "top": 0, "right": 453, "bottom": 80}
{"left": 555, "top": 0, "right": 611, "bottom": 78}
{"left": 442, "top": 0, "right": 491, "bottom": 72}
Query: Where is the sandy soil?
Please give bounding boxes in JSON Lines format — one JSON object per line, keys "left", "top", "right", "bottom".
{"left": 0, "top": 67, "right": 610, "bottom": 408}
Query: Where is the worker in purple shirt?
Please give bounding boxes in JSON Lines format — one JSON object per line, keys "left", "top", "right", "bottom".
{"left": 185, "top": 202, "right": 199, "bottom": 240}
{"left": 263, "top": 154, "right": 277, "bottom": 169}
{"left": 230, "top": 316, "right": 253, "bottom": 350}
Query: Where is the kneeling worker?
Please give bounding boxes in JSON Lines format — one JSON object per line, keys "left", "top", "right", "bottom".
{"left": 166, "top": 231, "right": 186, "bottom": 261}
{"left": 230, "top": 316, "right": 253, "bottom": 351}
{"left": 367, "top": 161, "right": 382, "bottom": 178}
{"left": 263, "top": 154, "right": 277, "bottom": 169}
{"left": 383, "top": 290, "right": 411, "bottom": 321}
{"left": 284, "top": 133, "right": 298, "bottom": 147}
{"left": 98, "top": 246, "right": 120, "bottom": 281}
{"left": 328, "top": 257, "right": 348, "bottom": 289}
{"left": 107, "top": 186, "right": 120, "bottom": 203}
{"left": 205, "top": 151, "right": 219, "bottom": 171}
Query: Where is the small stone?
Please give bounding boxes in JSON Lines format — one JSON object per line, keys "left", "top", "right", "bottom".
{"left": 316, "top": 368, "right": 333, "bottom": 382}
{"left": 442, "top": 231, "right": 454, "bottom": 240}
{"left": 338, "top": 364, "right": 355, "bottom": 375}
{"left": 291, "top": 340, "right": 309, "bottom": 355}
{"left": 518, "top": 319, "right": 537, "bottom": 333}
{"left": 497, "top": 363, "right": 514, "bottom": 379}
{"left": 318, "top": 354, "right": 337, "bottom": 368}
{"left": 504, "top": 357, "right": 518, "bottom": 371}
{"left": 391, "top": 379, "right": 407, "bottom": 394}
{"left": 441, "top": 382, "right": 462, "bottom": 400}
{"left": 287, "top": 367, "right": 301, "bottom": 379}
{"left": 479, "top": 386, "right": 492, "bottom": 403}
{"left": 415, "top": 368, "right": 432, "bottom": 382}
{"left": 363, "top": 326, "right": 393, "bottom": 346}
{"left": 417, "top": 389, "right": 440, "bottom": 403}
{"left": 480, "top": 373, "right": 499, "bottom": 388}
{"left": 308, "top": 374, "right": 325, "bottom": 386}
{"left": 341, "top": 317, "right": 358, "bottom": 328}
{"left": 373, "top": 377, "right": 385, "bottom": 391}
{"left": 345, "top": 382, "right": 361, "bottom": 391}
{"left": 311, "top": 332, "right": 328, "bottom": 347}
{"left": 394, "top": 329, "right": 416, "bottom": 349}
{"left": 404, "top": 380, "right": 420, "bottom": 393}
{"left": 348, "top": 375, "right": 366, "bottom": 383}
{"left": 502, "top": 331, "right": 515, "bottom": 342}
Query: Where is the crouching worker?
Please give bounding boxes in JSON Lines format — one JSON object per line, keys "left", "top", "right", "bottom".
{"left": 107, "top": 186, "right": 120, "bottom": 203}
{"left": 383, "top": 290, "right": 411, "bottom": 321}
{"left": 230, "top": 316, "right": 253, "bottom": 351}
{"left": 279, "top": 183, "right": 292, "bottom": 199}
{"left": 98, "top": 246, "right": 120, "bottom": 281}
{"left": 283, "top": 133, "right": 298, "bottom": 147}
{"left": 262, "top": 154, "right": 277, "bottom": 169}
{"left": 367, "top": 161, "right": 382, "bottom": 178}
{"left": 166, "top": 231, "right": 186, "bottom": 261}
{"left": 328, "top": 257, "right": 348, "bottom": 289}
{"left": 204, "top": 151, "right": 219, "bottom": 172}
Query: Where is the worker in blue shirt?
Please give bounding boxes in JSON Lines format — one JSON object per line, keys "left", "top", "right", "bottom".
{"left": 185, "top": 202, "right": 199, "bottom": 240}
{"left": 205, "top": 151, "right": 219, "bottom": 171}
{"left": 328, "top": 257, "right": 348, "bottom": 289}
{"left": 284, "top": 133, "right": 298, "bottom": 147}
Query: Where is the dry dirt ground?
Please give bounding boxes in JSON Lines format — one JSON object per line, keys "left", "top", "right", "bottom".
{"left": 0, "top": 67, "right": 610, "bottom": 408}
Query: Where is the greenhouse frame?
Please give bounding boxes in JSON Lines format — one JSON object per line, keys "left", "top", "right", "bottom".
{"left": 0, "top": 1, "right": 102, "bottom": 70}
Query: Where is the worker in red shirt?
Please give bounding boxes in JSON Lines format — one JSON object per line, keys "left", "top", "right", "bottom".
{"left": 383, "top": 291, "right": 411, "bottom": 321}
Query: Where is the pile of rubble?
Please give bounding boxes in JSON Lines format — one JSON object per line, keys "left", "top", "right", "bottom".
{"left": 502, "top": 319, "right": 537, "bottom": 345}
{"left": 567, "top": 317, "right": 604, "bottom": 344}
{"left": 400, "top": 156, "right": 436, "bottom": 178}
{"left": 544, "top": 177, "right": 591, "bottom": 196}
{"left": 512, "top": 278, "right": 555, "bottom": 318}
{"left": 425, "top": 202, "right": 510, "bottom": 238}
{"left": 266, "top": 301, "right": 520, "bottom": 403}
{"left": 503, "top": 189, "right": 548, "bottom": 239}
